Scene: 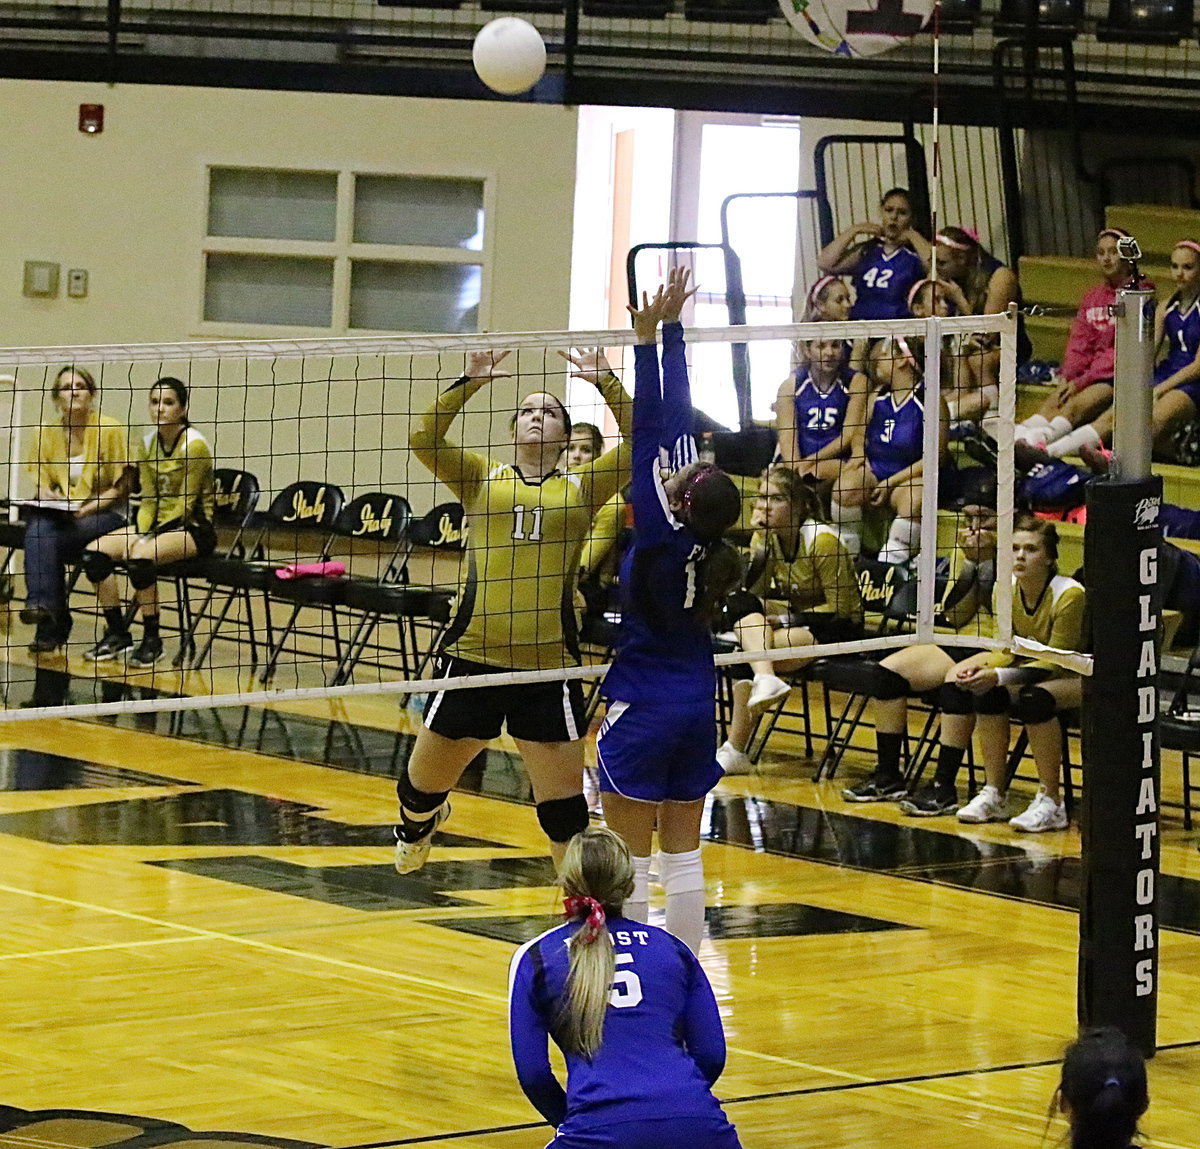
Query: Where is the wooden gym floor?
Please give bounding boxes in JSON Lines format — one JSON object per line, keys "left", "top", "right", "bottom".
{"left": 0, "top": 660, "right": 1198, "bottom": 1149}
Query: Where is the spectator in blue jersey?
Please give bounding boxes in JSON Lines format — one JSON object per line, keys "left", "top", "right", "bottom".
{"left": 817, "top": 188, "right": 931, "bottom": 321}
{"left": 1029, "top": 238, "right": 1200, "bottom": 463}
{"left": 596, "top": 267, "right": 743, "bottom": 954}
{"left": 835, "top": 335, "right": 950, "bottom": 563}
{"left": 776, "top": 334, "right": 869, "bottom": 487}
{"left": 1052, "top": 1028, "right": 1149, "bottom": 1149}
{"left": 508, "top": 827, "right": 742, "bottom": 1149}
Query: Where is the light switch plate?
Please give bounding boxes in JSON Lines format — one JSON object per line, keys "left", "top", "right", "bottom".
{"left": 23, "top": 261, "right": 60, "bottom": 298}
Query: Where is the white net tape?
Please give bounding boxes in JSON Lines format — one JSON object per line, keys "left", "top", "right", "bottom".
{"left": 0, "top": 311, "right": 1014, "bottom": 721}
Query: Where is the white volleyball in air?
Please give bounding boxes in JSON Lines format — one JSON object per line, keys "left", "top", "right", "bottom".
{"left": 472, "top": 17, "right": 547, "bottom": 95}
{"left": 778, "top": 0, "right": 934, "bottom": 57}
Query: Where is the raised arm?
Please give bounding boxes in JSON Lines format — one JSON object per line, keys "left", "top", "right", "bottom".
{"left": 561, "top": 346, "right": 632, "bottom": 512}
{"left": 628, "top": 285, "right": 678, "bottom": 550}
{"left": 409, "top": 350, "right": 508, "bottom": 499}
{"left": 818, "top": 224, "right": 878, "bottom": 275}
{"left": 660, "top": 267, "right": 700, "bottom": 468}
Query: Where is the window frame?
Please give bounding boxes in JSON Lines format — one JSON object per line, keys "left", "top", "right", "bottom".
{"left": 195, "top": 162, "right": 494, "bottom": 337}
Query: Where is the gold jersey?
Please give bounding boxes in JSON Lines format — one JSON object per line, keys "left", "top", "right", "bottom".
{"left": 412, "top": 375, "right": 631, "bottom": 671}
{"left": 135, "top": 427, "right": 215, "bottom": 535}
{"left": 747, "top": 522, "right": 863, "bottom": 623}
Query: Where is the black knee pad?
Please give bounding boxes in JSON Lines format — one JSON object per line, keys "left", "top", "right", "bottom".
{"left": 82, "top": 550, "right": 115, "bottom": 584}
{"left": 975, "top": 686, "right": 1012, "bottom": 716}
{"left": 870, "top": 665, "right": 912, "bottom": 701}
{"left": 938, "top": 682, "right": 975, "bottom": 715}
{"left": 723, "top": 590, "right": 765, "bottom": 625}
{"left": 395, "top": 762, "right": 448, "bottom": 817}
{"left": 536, "top": 794, "right": 589, "bottom": 844}
{"left": 126, "top": 559, "right": 158, "bottom": 591}
{"left": 1017, "top": 685, "right": 1058, "bottom": 725}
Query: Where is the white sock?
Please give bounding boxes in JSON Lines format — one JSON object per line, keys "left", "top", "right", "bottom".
{"left": 658, "top": 847, "right": 706, "bottom": 953}
{"left": 1047, "top": 423, "right": 1102, "bottom": 458}
{"left": 1044, "top": 415, "right": 1073, "bottom": 443}
{"left": 829, "top": 499, "right": 862, "bottom": 556}
{"left": 625, "top": 855, "right": 651, "bottom": 924}
{"left": 878, "top": 515, "right": 920, "bottom": 564}
{"left": 1014, "top": 413, "right": 1052, "bottom": 446}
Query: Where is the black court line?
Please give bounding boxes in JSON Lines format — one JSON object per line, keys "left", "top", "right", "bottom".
{"left": 332, "top": 1038, "right": 1200, "bottom": 1148}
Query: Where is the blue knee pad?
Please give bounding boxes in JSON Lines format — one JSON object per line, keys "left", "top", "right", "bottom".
{"left": 536, "top": 794, "right": 589, "bottom": 844}
{"left": 82, "top": 550, "right": 115, "bottom": 584}
{"left": 1017, "top": 685, "right": 1058, "bottom": 725}
{"left": 126, "top": 559, "right": 158, "bottom": 591}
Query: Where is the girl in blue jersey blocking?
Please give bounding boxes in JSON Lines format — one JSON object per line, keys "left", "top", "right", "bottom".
{"left": 597, "top": 268, "right": 743, "bottom": 955}
{"left": 509, "top": 827, "right": 742, "bottom": 1149}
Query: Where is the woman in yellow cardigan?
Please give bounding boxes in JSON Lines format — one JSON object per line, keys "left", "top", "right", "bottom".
{"left": 23, "top": 367, "right": 134, "bottom": 653}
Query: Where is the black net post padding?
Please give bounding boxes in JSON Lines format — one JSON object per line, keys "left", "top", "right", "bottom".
{"left": 1079, "top": 475, "right": 1162, "bottom": 1058}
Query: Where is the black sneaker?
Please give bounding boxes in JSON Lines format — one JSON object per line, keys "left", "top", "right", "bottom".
{"left": 83, "top": 630, "right": 133, "bottom": 662}
{"left": 841, "top": 774, "right": 908, "bottom": 803}
{"left": 128, "top": 635, "right": 165, "bottom": 668}
{"left": 900, "top": 782, "right": 959, "bottom": 817}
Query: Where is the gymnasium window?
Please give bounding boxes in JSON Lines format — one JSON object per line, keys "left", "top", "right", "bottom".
{"left": 202, "top": 167, "right": 486, "bottom": 334}
{"left": 676, "top": 113, "right": 802, "bottom": 428}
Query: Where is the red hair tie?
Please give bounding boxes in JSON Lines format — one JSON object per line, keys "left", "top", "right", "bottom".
{"left": 564, "top": 895, "right": 606, "bottom": 943}
{"left": 963, "top": 226, "right": 980, "bottom": 242}
{"left": 1175, "top": 239, "right": 1200, "bottom": 255}
{"left": 681, "top": 462, "right": 720, "bottom": 514}
{"left": 1098, "top": 227, "right": 1130, "bottom": 241}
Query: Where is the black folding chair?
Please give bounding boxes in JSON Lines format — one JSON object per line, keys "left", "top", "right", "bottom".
{"left": 190, "top": 480, "right": 344, "bottom": 674}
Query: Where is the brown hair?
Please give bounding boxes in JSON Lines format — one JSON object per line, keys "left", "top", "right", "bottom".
{"left": 555, "top": 828, "right": 635, "bottom": 1060}
{"left": 52, "top": 366, "right": 97, "bottom": 396}
{"left": 1013, "top": 512, "right": 1059, "bottom": 564}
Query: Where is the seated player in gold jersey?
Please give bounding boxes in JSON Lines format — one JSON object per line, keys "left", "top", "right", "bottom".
{"left": 717, "top": 466, "right": 863, "bottom": 774}
{"left": 846, "top": 516, "right": 1086, "bottom": 834}
{"left": 394, "top": 343, "right": 632, "bottom": 874}
{"left": 82, "top": 377, "right": 215, "bottom": 669}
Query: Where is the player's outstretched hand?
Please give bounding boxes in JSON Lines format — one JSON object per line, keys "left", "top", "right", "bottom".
{"left": 559, "top": 347, "right": 615, "bottom": 384}
{"left": 628, "top": 285, "right": 667, "bottom": 343}
{"left": 465, "top": 348, "right": 513, "bottom": 382}
{"left": 661, "top": 267, "right": 698, "bottom": 325}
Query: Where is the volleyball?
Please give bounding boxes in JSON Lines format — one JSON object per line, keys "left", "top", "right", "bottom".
{"left": 472, "top": 17, "right": 547, "bottom": 95}
{"left": 778, "top": 0, "right": 934, "bottom": 57}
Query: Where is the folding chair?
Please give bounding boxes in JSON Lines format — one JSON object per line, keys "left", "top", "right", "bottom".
{"left": 1158, "top": 640, "right": 1200, "bottom": 830}
{"left": 165, "top": 468, "right": 261, "bottom": 668}
{"left": 330, "top": 500, "right": 463, "bottom": 686}
{"left": 190, "top": 480, "right": 344, "bottom": 673}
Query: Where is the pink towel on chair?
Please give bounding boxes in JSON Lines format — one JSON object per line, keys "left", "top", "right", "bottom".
{"left": 274, "top": 560, "right": 346, "bottom": 581}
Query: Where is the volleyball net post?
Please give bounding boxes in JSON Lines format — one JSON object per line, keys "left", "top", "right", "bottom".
{"left": 1079, "top": 249, "right": 1161, "bottom": 1057}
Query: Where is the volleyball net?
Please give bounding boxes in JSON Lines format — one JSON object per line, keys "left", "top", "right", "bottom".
{"left": 0, "top": 309, "right": 1015, "bottom": 721}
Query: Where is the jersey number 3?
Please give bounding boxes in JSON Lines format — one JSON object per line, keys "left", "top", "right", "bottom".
{"left": 511, "top": 504, "right": 544, "bottom": 541}
{"left": 609, "top": 952, "right": 643, "bottom": 1008}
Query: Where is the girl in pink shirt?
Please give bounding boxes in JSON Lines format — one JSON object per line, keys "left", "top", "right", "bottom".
{"left": 1014, "top": 228, "right": 1152, "bottom": 448}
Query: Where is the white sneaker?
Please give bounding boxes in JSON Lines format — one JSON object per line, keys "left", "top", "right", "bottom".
{"left": 747, "top": 673, "right": 790, "bottom": 715}
{"left": 394, "top": 801, "right": 451, "bottom": 875}
{"left": 1009, "top": 788, "right": 1068, "bottom": 833}
{"left": 956, "top": 784, "right": 1011, "bottom": 824}
{"left": 716, "top": 740, "right": 753, "bottom": 775}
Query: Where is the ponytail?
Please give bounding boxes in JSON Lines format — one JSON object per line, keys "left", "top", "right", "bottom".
{"left": 555, "top": 829, "right": 634, "bottom": 1061}
{"left": 1054, "top": 1028, "right": 1148, "bottom": 1149}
